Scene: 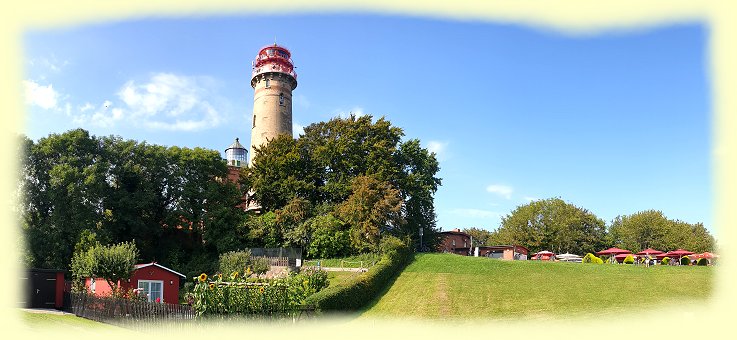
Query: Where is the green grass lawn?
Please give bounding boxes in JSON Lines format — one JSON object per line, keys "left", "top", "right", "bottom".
{"left": 304, "top": 253, "right": 381, "bottom": 268}
{"left": 21, "top": 310, "right": 125, "bottom": 332}
{"left": 359, "top": 253, "right": 713, "bottom": 320}
{"left": 327, "top": 270, "right": 361, "bottom": 287}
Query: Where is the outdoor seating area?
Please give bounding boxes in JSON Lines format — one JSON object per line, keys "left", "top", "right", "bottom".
{"left": 595, "top": 247, "right": 718, "bottom": 266}
{"left": 529, "top": 251, "right": 583, "bottom": 262}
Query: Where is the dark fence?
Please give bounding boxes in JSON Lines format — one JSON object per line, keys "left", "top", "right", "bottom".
{"left": 69, "top": 292, "right": 195, "bottom": 331}
{"left": 249, "top": 248, "right": 302, "bottom": 266}
{"left": 253, "top": 256, "right": 289, "bottom": 267}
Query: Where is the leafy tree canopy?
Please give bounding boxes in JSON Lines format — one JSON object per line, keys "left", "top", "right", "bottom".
{"left": 489, "top": 198, "right": 607, "bottom": 255}
{"left": 608, "top": 210, "right": 715, "bottom": 253}
{"left": 246, "top": 115, "right": 442, "bottom": 255}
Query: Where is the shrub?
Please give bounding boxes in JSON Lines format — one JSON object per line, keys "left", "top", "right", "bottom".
{"left": 623, "top": 254, "right": 634, "bottom": 264}
{"left": 303, "top": 235, "right": 413, "bottom": 311}
{"left": 680, "top": 256, "right": 691, "bottom": 266}
{"left": 218, "top": 250, "right": 252, "bottom": 276}
{"left": 661, "top": 257, "right": 670, "bottom": 265}
{"left": 582, "top": 253, "right": 602, "bottom": 264}
{"left": 250, "top": 257, "right": 271, "bottom": 276}
{"left": 697, "top": 258, "right": 708, "bottom": 266}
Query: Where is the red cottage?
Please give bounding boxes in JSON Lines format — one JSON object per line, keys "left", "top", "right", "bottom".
{"left": 85, "top": 262, "right": 185, "bottom": 304}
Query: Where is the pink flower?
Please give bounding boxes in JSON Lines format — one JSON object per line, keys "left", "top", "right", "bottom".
{"left": 155, "top": 297, "right": 161, "bottom": 303}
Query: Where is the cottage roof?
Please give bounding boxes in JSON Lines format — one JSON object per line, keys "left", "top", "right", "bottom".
{"left": 134, "top": 262, "right": 186, "bottom": 278}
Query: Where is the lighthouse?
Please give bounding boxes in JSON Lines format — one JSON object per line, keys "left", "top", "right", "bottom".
{"left": 249, "top": 44, "right": 298, "bottom": 165}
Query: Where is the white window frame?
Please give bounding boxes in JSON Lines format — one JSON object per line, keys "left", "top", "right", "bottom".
{"left": 138, "top": 279, "right": 164, "bottom": 303}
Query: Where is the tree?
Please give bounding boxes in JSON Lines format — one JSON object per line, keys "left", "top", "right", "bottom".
{"left": 492, "top": 198, "right": 607, "bottom": 255}
{"left": 304, "top": 214, "right": 351, "bottom": 259}
{"left": 21, "top": 129, "right": 245, "bottom": 279}
{"left": 244, "top": 115, "right": 441, "bottom": 252}
{"left": 21, "top": 129, "right": 108, "bottom": 269}
{"left": 246, "top": 135, "right": 320, "bottom": 211}
{"left": 335, "top": 175, "right": 403, "bottom": 253}
{"left": 70, "top": 230, "right": 101, "bottom": 291}
{"left": 463, "top": 227, "right": 493, "bottom": 246}
{"left": 92, "top": 241, "right": 139, "bottom": 293}
{"left": 608, "top": 210, "right": 715, "bottom": 253}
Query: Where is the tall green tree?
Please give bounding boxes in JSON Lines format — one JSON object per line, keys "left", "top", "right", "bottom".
{"left": 246, "top": 135, "right": 321, "bottom": 211}
{"left": 245, "top": 115, "right": 442, "bottom": 253}
{"left": 491, "top": 198, "right": 607, "bottom": 255}
{"left": 21, "top": 129, "right": 245, "bottom": 277}
{"left": 608, "top": 210, "right": 714, "bottom": 253}
{"left": 335, "top": 175, "right": 403, "bottom": 253}
{"left": 21, "top": 129, "right": 108, "bottom": 269}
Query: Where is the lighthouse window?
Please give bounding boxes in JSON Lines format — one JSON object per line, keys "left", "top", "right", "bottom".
{"left": 253, "top": 115, "right": 256, "bottom": 128}
{"left": 265, "top": 79, "right": 270, "bottom": 88}
{"left": 279, "top": 93, "right": 284, "bottom": 105}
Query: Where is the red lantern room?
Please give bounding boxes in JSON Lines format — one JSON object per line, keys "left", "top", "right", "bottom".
{"left": 250, "top": 44, "right": 297, "bottom": 89}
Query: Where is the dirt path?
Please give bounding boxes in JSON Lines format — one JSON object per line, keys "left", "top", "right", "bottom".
{"left": 434, "top": 274, "right": 451, "bottom": 317}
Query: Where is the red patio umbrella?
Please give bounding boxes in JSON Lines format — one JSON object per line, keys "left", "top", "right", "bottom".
{"left": 636, "top": 248, "right": 663, "bottom": 255}
{"left": 596, "top": 247, "right": 631, "bottom": 263}
{"left": 614, "top": 253, "right": 635, "bottom": 263}
{"left": 597, "top": 247, "right": 631, "bottom": 255}
{"left": 692, "top": 252, "right": 717, "bottom": 259}
{"left": 666, "top": 249, "right": 694, "bottom": 257}
{"left": 661, "top": 249, "right": 694, "bottom": 265}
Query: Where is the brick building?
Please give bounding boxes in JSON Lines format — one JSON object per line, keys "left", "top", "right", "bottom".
{"left": 437, "top": 228, "right": 472, "bottom": 255}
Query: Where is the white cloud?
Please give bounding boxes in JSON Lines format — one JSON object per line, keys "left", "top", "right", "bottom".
{"left": 334, "top": 106, "right": 365, "bottom": 118}
{"left": 425, "top": 140, "right": 449, "bottom": 159}
{"left": 28, "top": 55, "right": 68, "bottom": 73}
{"left": 451, "top": 208, "right": 502, "bottom": 219}
{"left": 73, "top": 100, "right": 125, "bottom": 128}
{"left": 116, "top": 73, "right": 223, "bottom": 131}
{"left": 23, "top": 80, "right": 59, "bottom": 110}
{"left": 293, "top": 122, "right": 305, "bottom": 136}
{"left": 486, "top": 184, "right": 514, "bottom": 199}
{"left": 79, "top": 103, "right": 94, "bottom": 112}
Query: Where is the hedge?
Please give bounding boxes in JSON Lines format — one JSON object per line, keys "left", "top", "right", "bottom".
{"left": 303, "top": 236, "right": 413, "bottom": 311}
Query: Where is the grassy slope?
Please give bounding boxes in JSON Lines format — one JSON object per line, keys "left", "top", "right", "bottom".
{"left": 360, "top": 253, "right": 713, "bottom": 320}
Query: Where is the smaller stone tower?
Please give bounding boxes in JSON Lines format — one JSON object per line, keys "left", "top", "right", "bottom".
{"left": 249, "top": 43, "right": 297, "bottom": 165}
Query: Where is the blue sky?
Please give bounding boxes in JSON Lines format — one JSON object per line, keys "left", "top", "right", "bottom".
{"left": 21, "top": 14, "right": 713, "bottom": 235}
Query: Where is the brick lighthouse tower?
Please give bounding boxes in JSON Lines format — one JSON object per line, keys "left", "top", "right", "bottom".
{"left": 249, "top": 44, "right": 298, "bottom": 165}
